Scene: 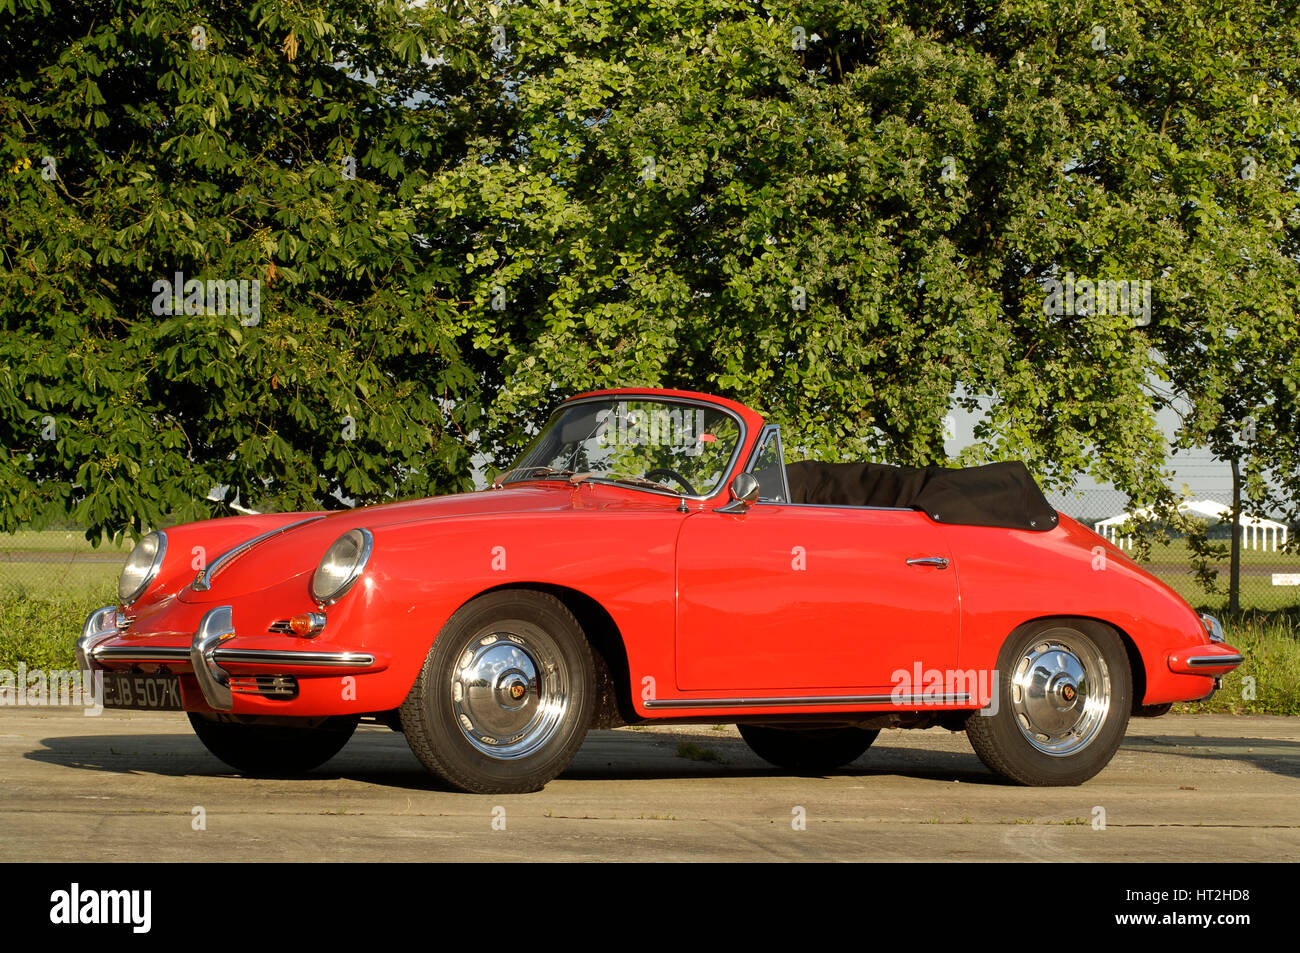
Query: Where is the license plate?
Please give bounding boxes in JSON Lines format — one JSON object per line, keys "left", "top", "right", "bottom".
{"left": 101, "top": 672, "right": 184, "bottom": 710}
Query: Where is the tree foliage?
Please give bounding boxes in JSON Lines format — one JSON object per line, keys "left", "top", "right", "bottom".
{"left": 1, "top": 0, "right": 492, "bottom": 535}
{"left": 2, "top": 0, "right": 1299, "bottom": 540}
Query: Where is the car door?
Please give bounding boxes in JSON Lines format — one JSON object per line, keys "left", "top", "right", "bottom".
{"left": 674, "top": 502, "right": 961, "bottom": 692}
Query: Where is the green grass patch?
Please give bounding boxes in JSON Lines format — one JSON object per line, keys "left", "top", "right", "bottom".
{"left": 675, "top": 742, "right": 724, "bottom": 763}
{"left": 1174, "top": 612, "right": 1300, "bottom": 715}
{"left": 0, "top": 561, "right": 121, "bottom": 596}
{"left": 1126, "top": 537, "right": 1300, "bottom": 568}
{"left": 0, "top": 530, "right": 126, "bottom": 600}
{"left": 0, "top": 587, "right": 114, "bottom": 671}
{"left": 1155, "top": 572, "right": 1300, "bottom": 613}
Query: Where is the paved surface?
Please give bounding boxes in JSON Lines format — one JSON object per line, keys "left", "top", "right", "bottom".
{"left": 0, "top": 710, "right": 1296, "bottom": 861}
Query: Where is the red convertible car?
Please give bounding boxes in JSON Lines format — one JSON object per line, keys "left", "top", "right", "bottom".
{"left": 78, "top": 388, "right": 1243, "bottom": 792}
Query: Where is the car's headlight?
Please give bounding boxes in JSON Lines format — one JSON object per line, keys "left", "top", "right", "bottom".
{"left": 118, "top": 531, "right": 167, "bottom": 605}
{"left": 311, "top": 528, "right": 373, "bottom": 605}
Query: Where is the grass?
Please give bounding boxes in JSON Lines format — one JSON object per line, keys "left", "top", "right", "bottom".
{"left": 1123, "top": 536, "right": 1299, "bottom": 567}
{"left": 0, "top": 562, "right": 121, "bottom": 594}
{"left": 1174, "top": 612, "right": 1300, "bottom": 715}
{"left": 0, "top": 586, "right": 115, "bottom": 671}
{"left": 675, "top": 742, "right": 725, "bottom": 763}
{"left": 1108, "top": 537, "right": 1300, "bottom": 613}
{"left": 1155, "top": 573, "right": 1299, "bottom": 614}
{"left": 0, "top": 530, "right": 128, "bottom": 599}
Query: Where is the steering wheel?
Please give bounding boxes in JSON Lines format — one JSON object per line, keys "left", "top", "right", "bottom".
{"left": 644, "top": 467, "right": 699, "bottom": 496}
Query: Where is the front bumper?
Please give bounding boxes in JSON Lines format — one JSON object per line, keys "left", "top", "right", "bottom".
{"left": 79, "top": 605, "right": 381, "bottom": 711}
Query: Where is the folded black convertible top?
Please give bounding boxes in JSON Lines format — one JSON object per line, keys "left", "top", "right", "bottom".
{"left": 784, "top": 460, "right": 1059, "bottom": 531}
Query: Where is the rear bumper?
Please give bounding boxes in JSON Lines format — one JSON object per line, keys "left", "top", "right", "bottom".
{"left": 79, "top": 605, "right": 383, "bottom": 712}
{"left": 1167, "top": 642, "right": 1244, "bottom": 676}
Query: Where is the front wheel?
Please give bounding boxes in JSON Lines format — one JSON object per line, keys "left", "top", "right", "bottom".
{"left": 188, "top": 713, "right": 359, "bottom": 775}
{"left": 738, "top": 724, "right": 879, "bottom": 772}
{"left": 399, "top": 590, "right": 594, "bottom": 794}
{"left": 966, "top": 619, "right": 1131, "bottom": 786}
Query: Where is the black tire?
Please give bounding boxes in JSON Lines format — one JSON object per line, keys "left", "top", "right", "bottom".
{"left": 399, "top": 590, "right": 594, "bottom": 794}
{"left": 188, "top": 713, "right": 359, "bottom": 775}
{"left": 966, "top": 618, "right": 1131, "bottom": 786}
{"left": 738, "top": 724, "right": 879, "bottom": 772}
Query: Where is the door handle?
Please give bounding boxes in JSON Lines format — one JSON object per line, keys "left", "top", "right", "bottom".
{"left": 906, "top": 557, "right": 949, "bottom": 569}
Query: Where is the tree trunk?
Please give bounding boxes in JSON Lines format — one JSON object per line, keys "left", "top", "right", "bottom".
{"left": 1229, "top": 457, "right": 1242, "bottom": 614}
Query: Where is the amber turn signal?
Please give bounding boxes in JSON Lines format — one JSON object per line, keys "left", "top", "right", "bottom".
{"left": 289, "top": 612, "right": 326, "bottom": 637}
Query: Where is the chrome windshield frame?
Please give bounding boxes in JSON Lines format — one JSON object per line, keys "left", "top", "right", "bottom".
{"left": 497, "top": 395, "right": 749, "bottom": 503}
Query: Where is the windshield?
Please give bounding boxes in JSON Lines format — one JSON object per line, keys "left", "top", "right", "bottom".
{"left": 499, "top": 398, "right": 744, "bottom": 497}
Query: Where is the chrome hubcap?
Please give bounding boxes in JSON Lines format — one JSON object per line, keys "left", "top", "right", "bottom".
{"left": 1011, "top": 631, "right": 1111, "bottom": 756}
{"left": 451, "top": 626, "right": 569, "bottom": 760}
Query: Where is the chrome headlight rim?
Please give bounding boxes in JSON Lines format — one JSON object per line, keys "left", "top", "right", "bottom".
{"left": 1200, "top": 613, "right": 1225, "bottom": 644}
{"left": 118, "top": 531, "right": 167, "bottom": 606}
{"left": 311, "top": 528, "right": 373, "bottom": 606}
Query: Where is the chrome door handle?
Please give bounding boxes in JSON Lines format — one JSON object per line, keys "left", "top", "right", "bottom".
{"left": 906, "top": 557, "right": 949, "bottom": 569}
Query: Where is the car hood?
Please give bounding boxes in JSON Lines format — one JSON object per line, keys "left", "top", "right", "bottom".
{"left": 176, "top": 485, "right": 589, "bottom": 603}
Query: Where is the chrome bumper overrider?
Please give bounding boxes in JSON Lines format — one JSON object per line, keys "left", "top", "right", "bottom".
{"left": 192, "top": 605, "right": 237, "bottom": 711}
{"left": 79, "top": 604, "right": 377, "bottom": 712}
{"left": 76, "top": 606, "right": 120, "bottom": 673}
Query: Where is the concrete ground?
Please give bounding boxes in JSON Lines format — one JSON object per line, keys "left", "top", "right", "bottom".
{"left": 0, "top": 710, "right": 1296, "bottom": 861}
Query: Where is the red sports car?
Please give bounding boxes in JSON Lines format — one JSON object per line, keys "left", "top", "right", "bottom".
{"left": 78, "top": 387, "right": 1243, "bottom": 792}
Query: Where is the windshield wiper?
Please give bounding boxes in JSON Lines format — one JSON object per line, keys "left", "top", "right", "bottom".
{"left": 492, "top": 466, "right": 578, "bottom": 487}
{"left": 572, "top": 474, "right": 681, "bottom": 493}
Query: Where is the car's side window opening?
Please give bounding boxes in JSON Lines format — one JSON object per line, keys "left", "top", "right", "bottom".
{"left": 745, "top": 426, "right": 910, "bottom": 510}
{"left": 746, "top": 426, "right": 791, "bottom": 502}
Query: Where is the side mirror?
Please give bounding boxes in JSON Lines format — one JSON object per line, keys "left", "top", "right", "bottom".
{"left": 717, "top": 472, "right": 761, "bottom": 514}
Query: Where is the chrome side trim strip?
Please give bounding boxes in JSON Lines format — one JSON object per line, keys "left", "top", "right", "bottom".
{"left": 94, "top": 645, "right": 192, "bottom": 662}
{"left": 191, "top": 515, "right": 326, "bottom": 591}
{"left": 92, "top": 645, "right": 376, "bottom": 668}
{"left": 1186, "top": 655, "right": 1244, "bottom": 668}
{"left": 642, "top": 692, "right": 972, "bottom": 710}
{"left": 214, "top": 649, "right": 376, "bottom": 667}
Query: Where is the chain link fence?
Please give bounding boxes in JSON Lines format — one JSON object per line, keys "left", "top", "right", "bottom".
{"left": 1057, "top": 493, "right": 1300, "bottom": 613}
{"left": 0, "top": 526, "right": 124, "bottom": 600}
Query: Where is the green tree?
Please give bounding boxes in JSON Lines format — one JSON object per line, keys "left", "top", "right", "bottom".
{"left": 426, "top": 0, "right": 1300, "bottom": 516}
{"left": 4, "top": 0, "right": 1299, "bottom": 553}
{"left": 1, "top": 0, "right": 493, "bottom": 538}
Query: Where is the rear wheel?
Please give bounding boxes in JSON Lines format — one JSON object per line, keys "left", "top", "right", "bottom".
{"left": 738, "top": 724, "right": 879, "bottom": 772}
{"left": 188, "top": 713, "right": 358, "bottom": 775}
{"left": 399, "top": 590, "right": 594, "bottom": 794}
{"left": 966, "top": 619, "right": 1131, "bottom": 785}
